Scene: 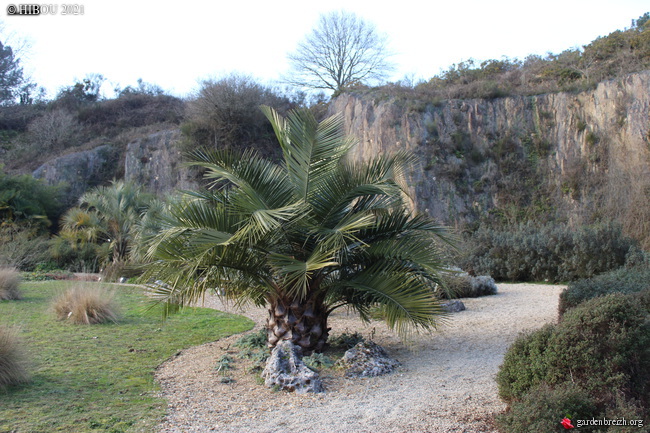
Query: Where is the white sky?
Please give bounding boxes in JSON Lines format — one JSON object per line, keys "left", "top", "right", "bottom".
{"left": 2, "top": 0, "right": 648, "bottom": 98}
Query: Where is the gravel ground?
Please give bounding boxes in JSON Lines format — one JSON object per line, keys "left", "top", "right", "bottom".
{"left": 155, "top": 283, "right": 564, "bottom": 433}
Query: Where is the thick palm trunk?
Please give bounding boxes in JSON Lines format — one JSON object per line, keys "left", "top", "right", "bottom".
{"left": 267, "top": 296, "right": 330, "bottom": 355}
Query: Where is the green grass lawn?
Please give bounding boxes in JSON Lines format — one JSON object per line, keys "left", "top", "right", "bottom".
{"left": 0, "top": 281, "right": 254, "bottom": 432}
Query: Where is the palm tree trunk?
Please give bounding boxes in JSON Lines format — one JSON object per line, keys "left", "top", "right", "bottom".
{"left": 266, "top": 295, "right": 330, "bottom": 355}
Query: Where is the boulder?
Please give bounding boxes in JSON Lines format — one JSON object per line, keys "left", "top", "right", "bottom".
{"left": 337, "top": 340, "right": 399, "bottom": 378}
{"left": 261, "top": 340, "right": 324, "bottom": 393}
{"left": 441, "top": 299, "right": 466, "bottom": 312}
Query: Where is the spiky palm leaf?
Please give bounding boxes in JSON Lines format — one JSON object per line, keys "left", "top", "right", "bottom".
{"left": 143, "top": 107, "right": 452, "bottom": 353}
{"left": 57, "top": 181, "right": 155, "bottom": 265}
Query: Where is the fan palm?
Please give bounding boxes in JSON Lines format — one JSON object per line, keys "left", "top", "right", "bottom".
{"left": 143, "top": 106, "right": 451, "bottom": 354}
{"left": 59, "top": 181, "right": 154, "bottom": 265}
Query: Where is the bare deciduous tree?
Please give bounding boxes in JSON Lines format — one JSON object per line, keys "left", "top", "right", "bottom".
{"left": 27, "top": 109, "right": 80, "bottom": 150}
{"left": 286, "top": 11, "right": 394, "bottom": 93}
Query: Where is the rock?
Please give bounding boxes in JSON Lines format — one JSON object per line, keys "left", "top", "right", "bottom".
{"left": 336, "top": 340, "right": 400, "bottom": 378}
{"left": 261, "top": 340, "right": 324, "bottom": 393}
{"left": 124, "top": 130, "right": 198, "bottom": 195}
{"left": 32, "top": 144, "right": 117, "bottom": 207}
{"left": 330, "top": 71, "right": 650, "bottom": 230}
{"left": 441, "top": 299, "right": 466, "bottom": 312}
{"left": 471, "top": 276, "right": 497, "bottom": 296}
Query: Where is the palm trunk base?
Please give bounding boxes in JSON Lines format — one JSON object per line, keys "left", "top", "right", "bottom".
{"left": 267, "top": 298, "right": 330, "bottom": 355}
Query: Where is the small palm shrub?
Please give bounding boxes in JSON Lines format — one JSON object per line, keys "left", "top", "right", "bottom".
{"left": 0, "top": 325, "right": 30, "bottom": 390}
{"left": 496, "top": 292, "right": 650, "bottom": 432}
{"left": 0, "top": 267, "right": 21, "bottom": 300}
{"left": 559, "top": 265, "right": 650, "bottom": 316}
{"left": 52, "top": 285, "right": 119, "bottom": 324}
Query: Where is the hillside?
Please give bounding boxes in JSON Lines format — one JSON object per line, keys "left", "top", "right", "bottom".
{"left": 0, "top": 14, "right": 649, "bottom": 251}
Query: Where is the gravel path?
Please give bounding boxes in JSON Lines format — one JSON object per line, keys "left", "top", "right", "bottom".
{"left": 155, "top": 283, "right": 564, "bottom": 433}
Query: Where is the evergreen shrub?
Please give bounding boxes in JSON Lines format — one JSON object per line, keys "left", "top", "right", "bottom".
{"left": 496, "top": 292, "right": 650, "bottom": 433}
{"left": 461, "top": 222, "right": 633, "bottom": 282}
{"left": 558, "top": 265, "right": 650, "bottom": 316}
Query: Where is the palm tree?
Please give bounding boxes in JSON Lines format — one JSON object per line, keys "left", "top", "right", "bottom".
{"left": 59, "top": 181, "right": 154, "bottom": 265}
{"left": 143, "top": 106, "right": 451, "bottom": 354}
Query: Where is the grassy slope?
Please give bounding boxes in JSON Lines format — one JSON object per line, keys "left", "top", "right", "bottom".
{"left": 0, "top": 281, "right": 254, "bottom": 433}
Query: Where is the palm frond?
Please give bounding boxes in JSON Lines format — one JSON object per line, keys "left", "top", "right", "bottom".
{"left": 268, "top": 248, "right": 339, "bottom": 299}
{"left": 327, "top": 262, "right": 448, "bottom": 338}
{"left": 261, "top": 105, "right": 354, "bottom": 201}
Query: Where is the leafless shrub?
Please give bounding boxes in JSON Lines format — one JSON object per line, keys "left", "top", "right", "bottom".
{"left": 27, "top": 108, "right": 81, "bottom": 150}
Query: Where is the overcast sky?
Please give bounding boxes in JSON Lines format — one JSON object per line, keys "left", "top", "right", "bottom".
{"left": 2, "top": 0, "right": 648, "bottom": 98}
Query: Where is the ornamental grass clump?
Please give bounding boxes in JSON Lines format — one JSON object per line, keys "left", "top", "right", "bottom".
{"left": 0, "top": 325, "right": 30, "bottom": 390}
{"left": 52, "top": 285, "right": 119, "bottom": 325}
{"left": 0, "top": 267, "right": 22, "bottom": 300}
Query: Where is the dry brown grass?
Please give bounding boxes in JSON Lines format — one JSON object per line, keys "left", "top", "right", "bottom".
{"left": 0, "top": 267, "right": 22, "bottom": 301}
{"left": 0, "top": 325, "right": 30, "bottom": 390}
{"left": 52, "top": 285, "right": 120, "bottom": 325}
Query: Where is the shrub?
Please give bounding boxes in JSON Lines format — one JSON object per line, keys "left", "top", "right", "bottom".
{"left": 497, "top": 292, "right": 650, "bottom": 429}
{"left": 0, "top": 225, "right": 51, "bottom": 271}
{"left": 52, "top": 285, "right": 119, "bottom": 324}
{"left": 439, "top": 270, "right": 497, "bottom": 299}
{"left": 461, "top": 222, "right": 634, "bottom": 282}
{"left": 558, "top": 265, "right": 650, "bottom": 316}
{"left": 497, "top": 324, "right": 555, "bottom": 403}
{"left": 548, "top": 293, "right": 650, "bottom": 402}
{"left": 0, "top": 325, "right": 30, "bottom": 390}
{"left": 185, "top": 74, "right": 293, "bottom": 149}
{"left": 496, "top": 383, "right": 598, "bottom": 433}
{"left": 0, "top": 267, "right": 21, "bottom": 300}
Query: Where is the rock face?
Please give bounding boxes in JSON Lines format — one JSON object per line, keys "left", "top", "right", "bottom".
{"left": 32, "top": 129, "right": 198, "bottom": 206}
{"left": 330, "top": 72, "right": 650, "bottom": 241}
{"left": 32, "top": 144, "right": 117, "bottom": 206}
{"left": 261, "top": 340, "right": 324, "bottom": 393}
{"left": 337, "top": 341, "right": 400, "bottom": 378}
{"left": 124, "top": 130, "right": 198, "bottom": 195}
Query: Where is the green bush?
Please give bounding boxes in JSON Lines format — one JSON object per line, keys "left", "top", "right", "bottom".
{"left": 462, "top": 222, "right": 634, "bottom": 282}
{"left": 497, "top": 324, "right": 555, "bottom": 403}
{"left": 497, "top": 292, "right": 650, "bottom": 432}
{"left": 496, "top": 383, "right": 598, "bottom": 433}
{"left": 0, "top": 167, "right": 64, "bottom": 229}
{"left": 550, "top": 294, "right": 650, "bottom": 399}
{"left": 0, "top": 267, "right": 21, "bottom": 300}
{"left": 559, "top": 265, "right": 650, "bottom": 316}
{"left": 0, "top": 325, "right": 29, "bottom": 390}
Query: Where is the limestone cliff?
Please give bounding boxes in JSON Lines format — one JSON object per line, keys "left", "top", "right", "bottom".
{"left": 32, "top": 144, "right": 118, "bottom": 207}
{"left": 124, "top": 130, "right": 198, "bottom": 195}
{"left": 330, "top": 72, "right": 650, "bottom": 240}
